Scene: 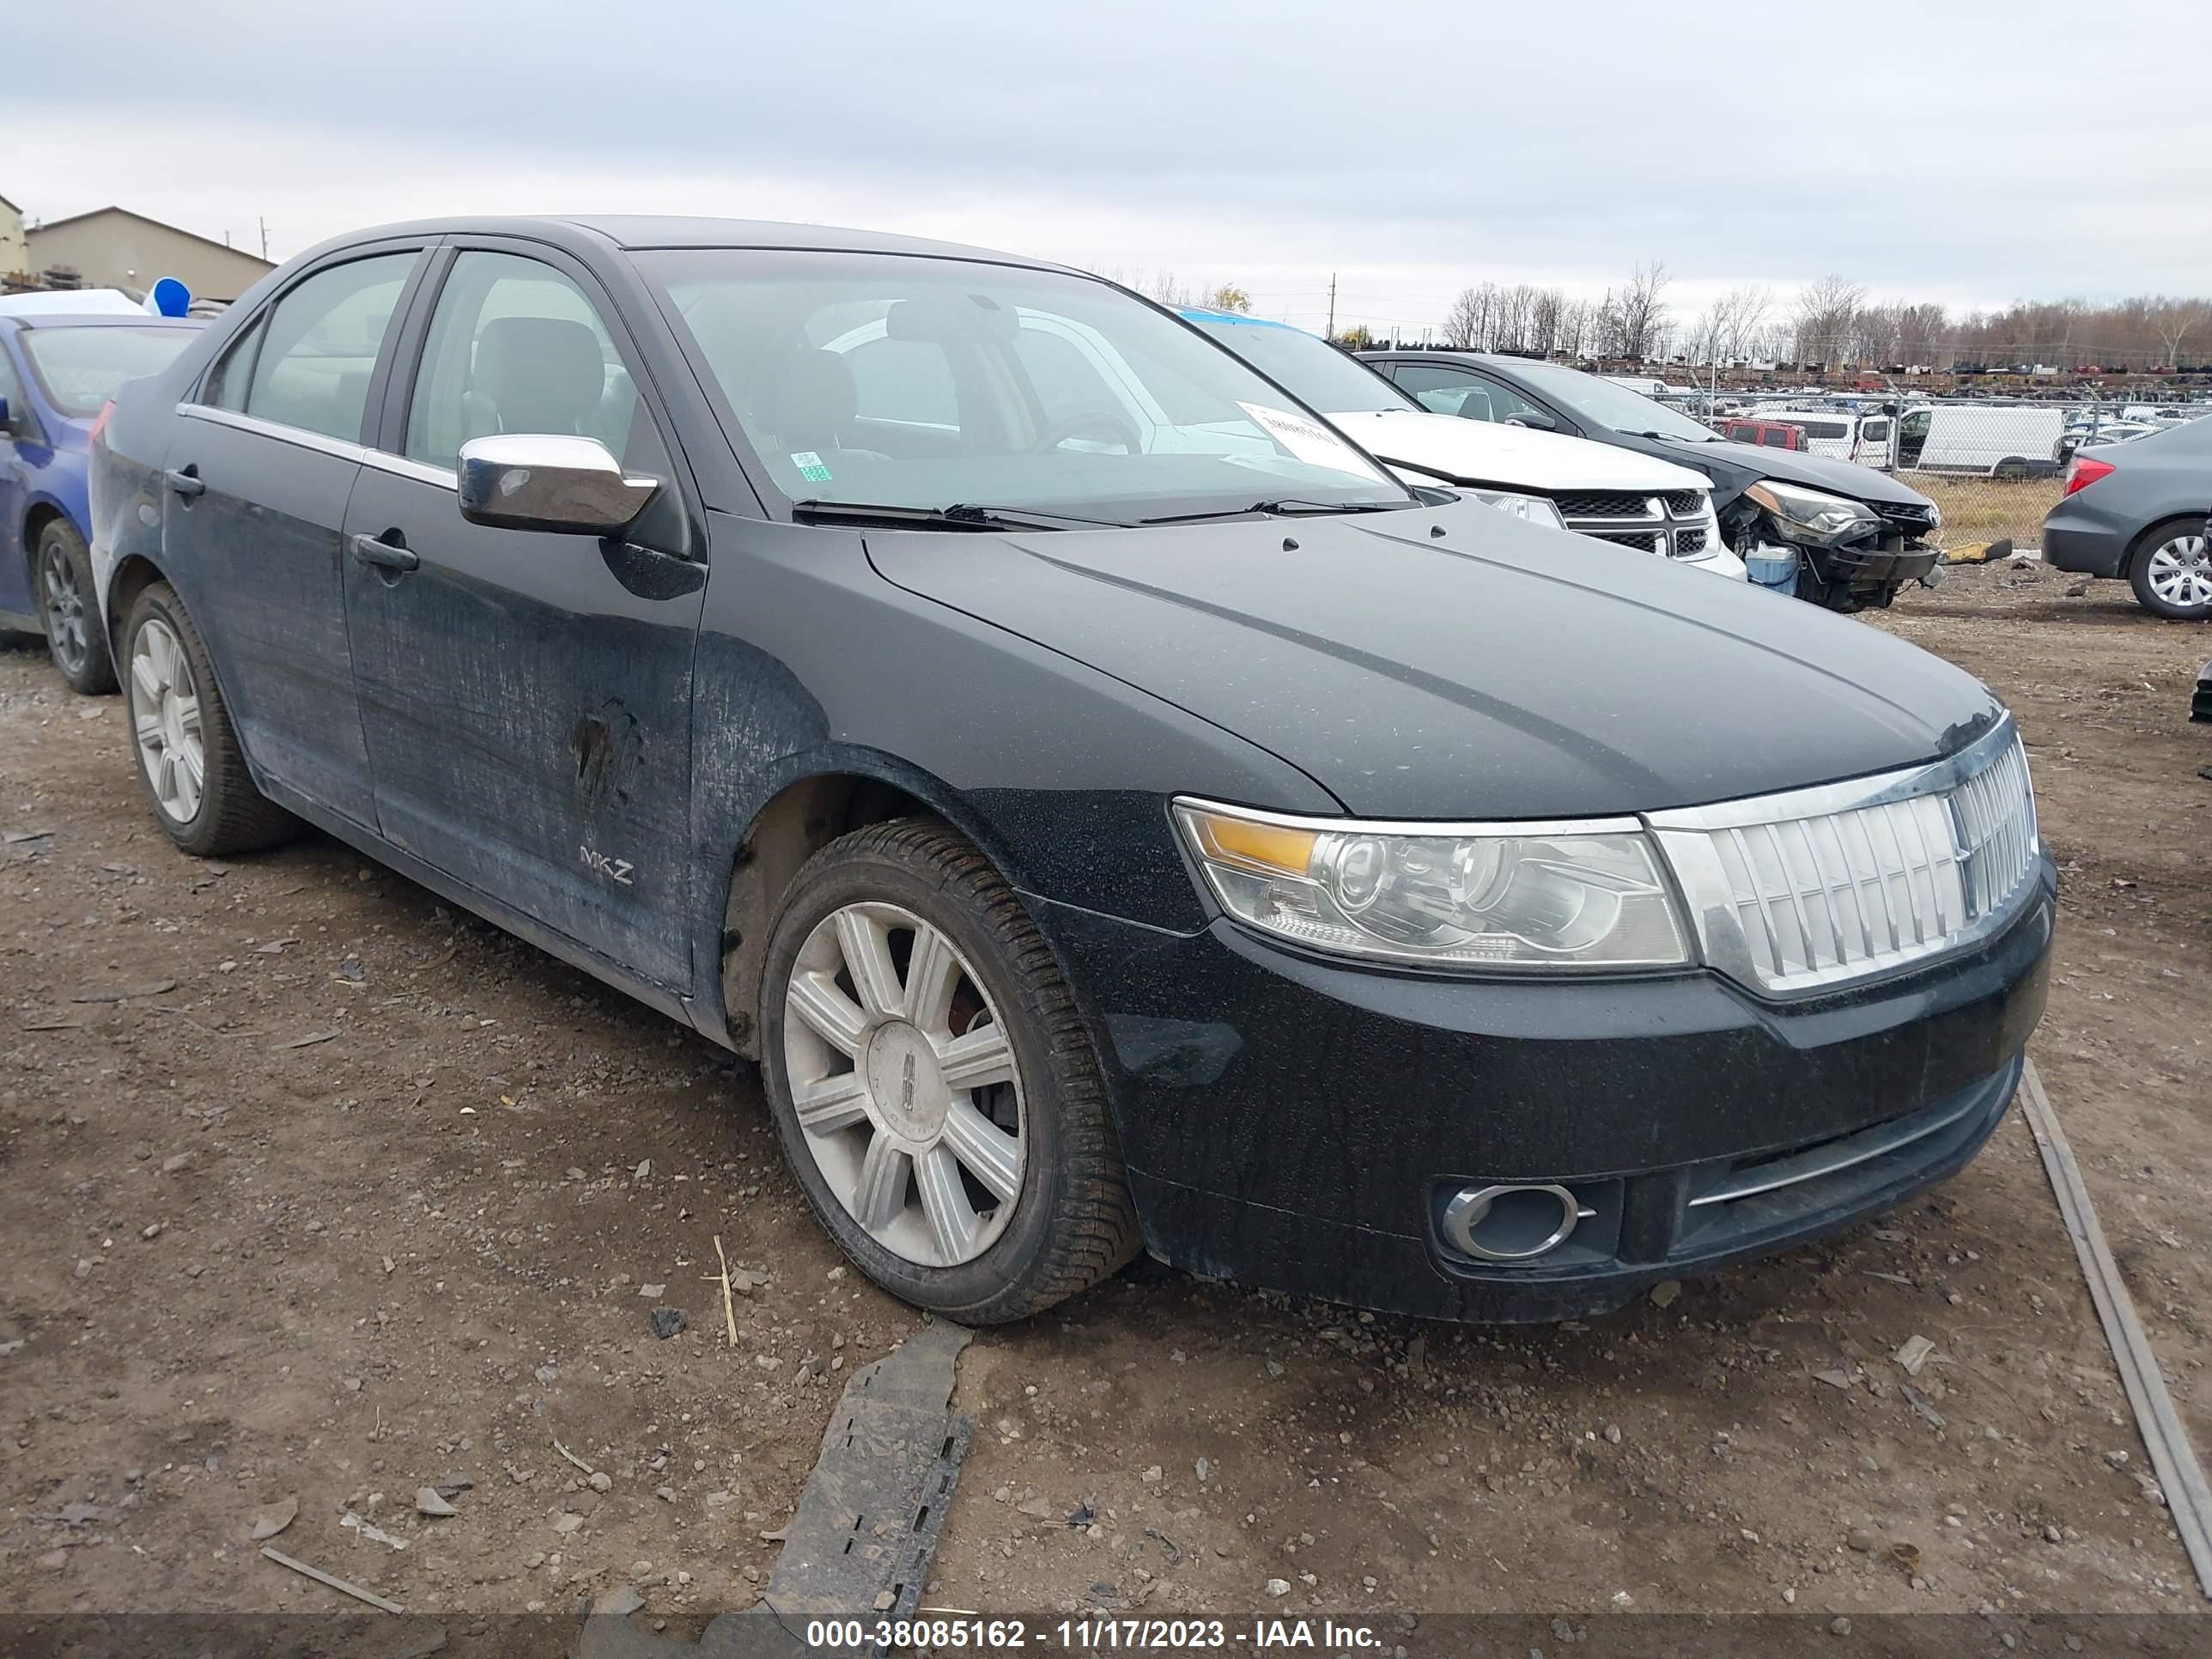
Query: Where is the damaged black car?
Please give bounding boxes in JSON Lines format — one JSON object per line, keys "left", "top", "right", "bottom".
{"left": 1363, "top": 349, "right": 1946, "bottom": 612}
{"left": 90, "top": 216, "right": 2050, "bottom": 1324}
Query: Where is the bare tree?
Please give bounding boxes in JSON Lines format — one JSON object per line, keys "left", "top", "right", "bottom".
{"left": 1443, "top": 286, "right": 1487, "bottom": 349}
{"left": 1529, "top": 288, "right": 1565, "bottom": 356}
{"left": 2152, "top": 298, "right": 2211, "bottom": 365}
{"left": 1609, "top": 262, "right": 1671, "bottom": 361}
{"left": 1791, "top": 275, "right": 1867, "bottom": 366}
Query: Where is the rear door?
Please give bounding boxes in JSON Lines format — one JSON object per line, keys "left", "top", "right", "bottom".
{"left": 340, "top": 242, "right": 706, "bottom": 987}
{"left": 160, "top": 245, "right": 430, "bottom": 824}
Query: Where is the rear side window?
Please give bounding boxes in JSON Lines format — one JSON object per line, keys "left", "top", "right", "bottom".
{"left": 246, "top": 252, "right": 419, "bottom": 441}
{"left": 1012, "top": 326, "right": 1121, "bottom": 428}
{"left": 204, "top": 314, "right": 266, "bottom": 412}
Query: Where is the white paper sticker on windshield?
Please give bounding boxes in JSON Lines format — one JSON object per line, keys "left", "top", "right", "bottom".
{"left": 1235, "top": 403, "right": 1371, "bottom": 473}
{"left": 790, "top": 450, "right": 833, "bottom": 483}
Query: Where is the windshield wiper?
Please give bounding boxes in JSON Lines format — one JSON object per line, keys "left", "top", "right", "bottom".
{"left": 1139, "top": 498, "right": 1408, "bottom": 525}
{"left": 1642, "top": 429, "right": 1719, "bottom": 444}
{"left": 789, "top": 499, "right": 1127, "bottom": 532}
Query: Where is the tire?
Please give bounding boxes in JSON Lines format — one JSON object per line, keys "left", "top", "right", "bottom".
{"left": 2127, "top": 519, "right": 2212, "bottom": 620}
{"left": 758, "top": 817, "right": 1139, "bottom": 1323}
{"left": 35, "top": 519, "right": 117, "bottom": 695}
{"left": 1992, "top": 459, "right": 2030, "bottom": 483}
{"left": 120, "top": 580, "right": 298, "bottom": 856}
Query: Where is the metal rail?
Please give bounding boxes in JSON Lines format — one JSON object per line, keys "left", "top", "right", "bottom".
{"left": 2022, "top": 1058, "right": 2212, "bottom": 1600}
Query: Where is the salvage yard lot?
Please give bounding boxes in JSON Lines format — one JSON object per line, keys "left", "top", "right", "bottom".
{"left": 2, "top": 565, "right": 2208, "bottom": 1626}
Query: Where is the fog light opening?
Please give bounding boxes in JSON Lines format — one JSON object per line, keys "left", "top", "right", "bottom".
{"left": 1443, "top": 1182, "right": 1582, "bottom": 1263}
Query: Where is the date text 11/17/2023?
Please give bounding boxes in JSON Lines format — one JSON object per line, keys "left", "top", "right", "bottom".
{"left": 802, "top": 1616, "right": 1389, "bottom": 1650}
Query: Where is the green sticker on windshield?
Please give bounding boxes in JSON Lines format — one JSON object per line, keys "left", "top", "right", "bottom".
{"left": 790, "top": 450, "right": 834, "bottom": 483}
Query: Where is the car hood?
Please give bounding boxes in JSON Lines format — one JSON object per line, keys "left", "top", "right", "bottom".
{"left": 1323, "top": 409, "right": 1712, "bottom": 495}
{"left": 1632, "top": 434, "right": 1934, "bottom": 507}
{"left": 866, "top": 501, "right": 2002, "bottom": 820}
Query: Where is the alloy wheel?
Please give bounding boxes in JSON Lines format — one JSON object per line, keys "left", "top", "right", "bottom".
{"left": 2145, "top": 535, "right": 2212, "bottom": 610}
{"left": 130, "top": 617, "right": 206, "bottom": 823}
{"left": 40, "top": 542, "right": 89, "bottom": 677}
{"left": 782, "top": 902, "right": 1025, "bottom": 1267}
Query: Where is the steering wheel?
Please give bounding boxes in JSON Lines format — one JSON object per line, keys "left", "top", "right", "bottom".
{"left": 1030, "top": 411, "right": 1141, "bottom": 454}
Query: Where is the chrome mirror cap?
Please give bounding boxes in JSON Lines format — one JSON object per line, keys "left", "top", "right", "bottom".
{"left": 456, "top": 434, "right": 658, "bottom": 535}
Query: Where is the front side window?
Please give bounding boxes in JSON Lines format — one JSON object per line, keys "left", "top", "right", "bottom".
{"left": 21, "top": 325, "right": 198, "bottom": 419}
{"left": 406, "top": 251, "right": 645, "bottom": 471}
{"left": 1504, "top": 360, "right": 1717, "bottom": 441}
{"left": 642, "top": 247, "right": 1407, "bottom": 525}
{"left": 246, "top": 252, "right": 420, "bottom": 441}
{"left": 1859, "top": 417, "right": 1890, "bottom": 442}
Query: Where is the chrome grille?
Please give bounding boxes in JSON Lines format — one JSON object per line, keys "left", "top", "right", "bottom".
{"left": 1646, "top": 722, "right": 2039, "bottom": 994}
{"left": 1552, "top": 489, "right": 1718, "bottom": 562}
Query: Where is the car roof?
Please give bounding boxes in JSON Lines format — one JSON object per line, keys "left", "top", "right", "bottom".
{"left": 306, "top": 214, "right": 1070, "bottom": 271}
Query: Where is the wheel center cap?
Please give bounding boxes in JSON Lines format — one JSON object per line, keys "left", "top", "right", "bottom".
{"left": 865, "top": 1020, "right": 949, "bottom": 1142}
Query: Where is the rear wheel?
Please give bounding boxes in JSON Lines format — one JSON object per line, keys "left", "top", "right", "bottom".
{"left": 122, "top": 581, "right": 298, "bottom": 856}
{"left": 2128, "top": 520, "right": 2212, "bottom": 620}
{"left": 37, "top": 520, "right": 116, "bottom": 695}
{"left": 759, "top": 818, "right": 1139, "bottom": 1323}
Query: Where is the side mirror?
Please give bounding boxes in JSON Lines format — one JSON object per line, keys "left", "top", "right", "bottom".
{"left": 457, "top": 434, "right": 659, "bottom": 535}
{"left": 1502, "top": 410, "right": 1558, "bottom": 432}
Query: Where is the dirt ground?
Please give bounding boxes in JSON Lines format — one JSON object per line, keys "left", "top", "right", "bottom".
{"left": 3, "top": 559, "right": 2209, "bottom": 1630}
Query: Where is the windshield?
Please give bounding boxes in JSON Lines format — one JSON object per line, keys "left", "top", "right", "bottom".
{"left": 1505, "top": 360, "right": 1717, "bottom": 441}
{"left": 1182, "top": 313, "right": 1413, "bottom": 416}
{"left": 21, "top": 325, "right": 198, "bottom": 418}
{"left": 640, "top": 249, "right": 1411, "bottom": 523}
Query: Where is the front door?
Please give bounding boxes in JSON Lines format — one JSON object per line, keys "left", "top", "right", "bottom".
{"left": 341, "top": 246, "right": 706, "bottom": 988}
{"left": 158, "top": 248, "right": 427, "bottom": 825}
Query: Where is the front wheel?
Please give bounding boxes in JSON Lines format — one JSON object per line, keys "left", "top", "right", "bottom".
{"left": 37, "top": 520, "right": 116, "bottom": 695}
{"left": 122, "top": 581, "right": 298, "bottom": 856}
{"left": 759, "top": 818, "right": 1139, "bottom": 1323}
{"left": 2129, "top": 520, "right": 2212, "bottom": 620}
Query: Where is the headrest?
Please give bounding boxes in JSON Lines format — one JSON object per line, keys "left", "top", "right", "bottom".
{"left": 474, "top": 316, "right": 605, "bottom": 431}
{"left": 761, "top": 348, "right": 858, "bottom": 443}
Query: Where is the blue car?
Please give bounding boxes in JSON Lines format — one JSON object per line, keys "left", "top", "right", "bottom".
{"left": 0, "top": 311, "right": 202, "bottom": 690}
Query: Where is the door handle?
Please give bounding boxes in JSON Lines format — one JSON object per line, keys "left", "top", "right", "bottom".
{"left": 349, "top": 533, "right": 419, "bottom": 574}
{"left": 164, "top": 467, "right": 205, "bottom": 499}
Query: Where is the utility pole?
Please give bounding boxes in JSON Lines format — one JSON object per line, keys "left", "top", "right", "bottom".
{"left": 259, "top": 218, "right": 270, "bottom": 261}
{"left": 1326, "top": 273, "right": 1337, "bottom": 340}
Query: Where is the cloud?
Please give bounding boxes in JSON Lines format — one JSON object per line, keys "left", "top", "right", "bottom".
{"left": 14, "top": 0, "right": 2211, "bottom": 328}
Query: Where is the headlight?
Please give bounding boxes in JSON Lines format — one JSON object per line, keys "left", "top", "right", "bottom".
{"left": 1470, "top": 490, "right": 1567, "bottom": 532}
{"left": 1745, "top": 479, "right": 1880, "bottom": 546}
{"left": 1172, "top": 800, "right": 1692, "bottom": 970}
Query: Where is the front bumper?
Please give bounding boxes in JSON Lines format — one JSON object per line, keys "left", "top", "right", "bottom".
{"left": 1817, "top": 537, "right": 1941, "bottom": 589}
{"left": 1036, "top": 864, "right": 2054, "bottom": 1322}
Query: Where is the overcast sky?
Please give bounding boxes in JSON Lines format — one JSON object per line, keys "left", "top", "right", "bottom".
{"left": 15, "top": 0, "right": 2211, "bottom": 337}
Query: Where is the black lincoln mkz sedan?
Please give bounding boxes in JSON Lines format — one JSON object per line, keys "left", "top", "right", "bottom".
{"left": 90, "top": 217, "right": 2053, "bottom": 1323}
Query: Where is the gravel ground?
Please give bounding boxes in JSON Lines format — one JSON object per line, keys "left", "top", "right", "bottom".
{"left": 2, "top": 561, "right": 2206, "bottom": 1629}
